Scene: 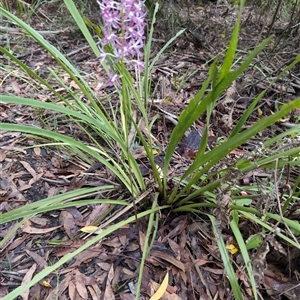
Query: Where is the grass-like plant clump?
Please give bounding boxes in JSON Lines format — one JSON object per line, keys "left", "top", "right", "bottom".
{"left": 1, "top": 0, "right": 300, "bottom": 299}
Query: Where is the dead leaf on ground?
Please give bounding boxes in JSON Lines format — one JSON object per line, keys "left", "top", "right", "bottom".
{"left": 0, "top": 150, "right": 6, "bottom": 162}
{"left": 20, "top": 263, "right": 37, "bottom": 300}
{"left": 149, "top": 249, "right": 185, "bottom": 271}
{"left": 60, "top": 210, "right": 78, "bottom": 238}
{"left": 103, "top": 265, "right": 115, "bottom": 300}
{"left": 45, "top": 274, "right": 72, "bottom": 300}
{"left": 21, "top": 224, "right": 62, "bottom": 234}
{"left": 84, "top": 204, "right": 111, "bottom": 226}
{"left": 68, "top": 249, "right": 101, "bottom": 268}
{"left": 149, "top": 278, "right": 182, "bottom": 300}
{"left": 25, "top": 250, "right": 48, "bottom": 270}
{"left": 68, "top": 280, "right": 77, "bottom": 300}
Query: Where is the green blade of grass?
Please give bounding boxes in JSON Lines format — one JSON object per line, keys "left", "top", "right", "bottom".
{"left": 229, "top": 90, "right": 265, "bottom": 137}
{"left": 0, "top": 7, "right": 107, "bottom": 114}
{"left": 0, "top": 123, "right": 142, "bottom": 194}
{"left": 136, "top": 193, "right": 159, "bottom": 299}
{"left": 163, "top": 74, "right": 212, "bottom": 185}
{"left": 171, "top": 98, "right": 300, "bottom": 203}
{"left": 238, "top": 145, "right": 300, "bottom": 173}
{"left": 63, "top": 0, "right": 100, "bottom": 56}
{"left": 166, "top": 36, "right": 272, "bottom": 202}
{"left": 207, "top": 214, "right": 243, "bottom": 300}
{"left": 0, "top": 95, "right": 146, "bottom": 193}
{"left": 1, "top": 206, "right": 170, "bottom": 300}
{"left": 218, "top": 0, "right": 245, "bottom": 82}
{"left": 202, "top": 97, "right": 299, "bottom": 169}
{"left": 0, "top": 7, "right": 80, "bottom": 76}
{"left": 0, "top": 46, "right": 66, "bottom": 101}
{"left": 230, "top": 217, "right": 258, "bottom": 300}
{"left": 239, "top": 211, "right": 300, "bottom": 249}
{"left": 0, "top": 96, "right": 113, "bottom": 134}
{"left": 0, "top": 193, "right": 124, "bottom": 224}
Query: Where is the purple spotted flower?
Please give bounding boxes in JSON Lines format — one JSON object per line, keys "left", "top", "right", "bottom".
{"left": 98, "top": 0, "right": 147, "bottom": 85}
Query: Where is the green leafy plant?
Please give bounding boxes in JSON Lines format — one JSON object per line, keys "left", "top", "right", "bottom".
{"left": 1, "top": 0, "right": 300, "bottom": 299}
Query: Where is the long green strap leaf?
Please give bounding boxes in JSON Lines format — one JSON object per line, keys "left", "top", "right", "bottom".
{"left": 2, "top": 206, "right": 170, "bottom": 300}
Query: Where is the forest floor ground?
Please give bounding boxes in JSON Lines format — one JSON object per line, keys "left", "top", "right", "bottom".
{"left": 1, "top": 1, "right": 300, "bottom": 299}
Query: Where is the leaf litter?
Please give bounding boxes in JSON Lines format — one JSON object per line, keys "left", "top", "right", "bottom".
{"left": 1, "top": 1, "right": 300, "bottom": 299}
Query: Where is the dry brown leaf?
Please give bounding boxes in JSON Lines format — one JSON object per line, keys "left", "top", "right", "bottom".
{"left": 87, "top": 286, "right": 98, "bottom": 300}
{"left": 178, "top": 270, "right": 187, "bottom": 284}
{"left": 168, "top": 238, "right": 181, "bottom": 260}
{"left": 43, "top": 171, "right": 56, "bottom": 179}
{"left": 30, "top": 216, "right": 49, "bottom": 226}
{"left": 146, "top": 255, "right": 165, "bottom": 267}
{"left": 18, "top": 182, "right": 32, "bottom": 191}
{"left": 84, "top": 203, "right": 110, "bottom": 226}
{"left": 139, "top": 230, "right": 146, "bottom": 249}
{"left": 91, "top": 284, "right": 102, "bottom": 298}
{"left": 75, "top": 280, "right": 89, "bottom": 299}
{"left": 75, "top": 269, "right": 96, "bottom": 286}
{"left": 0, "top": 150, "right": 6, "bottom": 162}
{"left": 69, "top": 280, "right": 76, "bottom": 300}
{"left": 96, "top": 261, "right": 111, "bottom": 272}
{"left": 69, "top": 249, "right": 100, "bottom": 268}
{"left": 68, "top": 208, "right": 84, "bottom": 225}
{"left": 28, "top": 283, "right": 42, "bottom": 299}
{"left": 0, "top": 232, "right": 13, "bottom": 254}
{"left": 103, "top": 265, "right": 115, "bottom": 300}
{"left": 21, "top": 224, "right": 62, "bottom": 234}
{"left": 218, "top": 284, "right": 226, "bottom": 300}
{"left": 263, "top": 275, "right": 300, "bottom": 299}
{"left": 116, "top": 293, "right": 135, "bottom": 300}
{"left": 28, "top": 173, "right": 43, "bottom": 186}
{"left": 119, "top": 231, "right": 127, "bottom": 246}
{"left": 149, "top": 249, "right": 185, "bottom": 271}
{"left": 11, "top": 79, "right": 21, "bottom": 94}
{"left": 202, "top": 266, "right": 224, "bottom": 275}
{"left": 67, "top": 176, "right": 86, "bottom": 191}
{"left": 162, "top": 218, "right": 188, "bottom": 243}
{"left": 69, "top": 80, "right": 80, "bottom": 89}
{"left": 195, "top": 258, "right": 209, "bottom": 266}
{"left": 1, "top": 145, "right": 26, "bottom": 153}
{"left": 19, "top": 160, "right": 37, "bottom": 178}
{"left": 239, "top": 272, "right": 253, "bottom": 298}
{"left": 51, "top": 157, "right": 61, "bottom": 168}
{"left": 25, "top": 250, "right": 47, "bottom": 269}
{"left": 60, "top": 210, "right": 77, "bottom": 238}
{"left": 53, "top": 240, "right": 85, "bottom": 257}
{"left": 149, "top": 279, "right": 182, "bottom": 300}
{"left": 0, "top": 176, "right": 11, "bottom": 190}
{"left": 102, "top": 236, "right": 121, "bottom": 248}
{"left": 34, "top": 147, "right": 41, "bottom": 156}
{"left": 47, "top": 186, "right": 59, "bottom": 197}
{"left": 111, "top": 265, "right": 122, "bottom": 291}
{"left": 20, "top": 263, "right": 37, "bottom": 300}
{"left": 11, "top": 254, "right": 25, "bottom": 265}
{"left": 46, "top": 274, "right": 72, "bottom": 300}
{"left": 7, "top": 236, "right": 28, "bottom": 251}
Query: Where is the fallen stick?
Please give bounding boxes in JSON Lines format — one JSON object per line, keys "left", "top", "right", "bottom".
{"left": 0, "top": 26, "right": 68, "bottom": 36}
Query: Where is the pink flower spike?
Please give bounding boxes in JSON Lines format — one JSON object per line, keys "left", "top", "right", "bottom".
{"left": 98, "top": 0, "right": 147, "bottom": 73}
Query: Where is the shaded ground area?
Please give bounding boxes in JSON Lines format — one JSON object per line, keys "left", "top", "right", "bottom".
{"left": 1, "top": 1, "right": 300, "bottom": 299}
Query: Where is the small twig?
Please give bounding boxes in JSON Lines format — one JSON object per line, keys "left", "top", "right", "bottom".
{"left": 41, "top": 177, "right": 70, "bottom": 185}
{"left": 0, "top": 26, "right": 68, "bottom": 36}
{"left": 66, "top": 41, "right": 101, "bottom": 57}
{"left": 279, "top": 122, "right": 299, "bottom": 129}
